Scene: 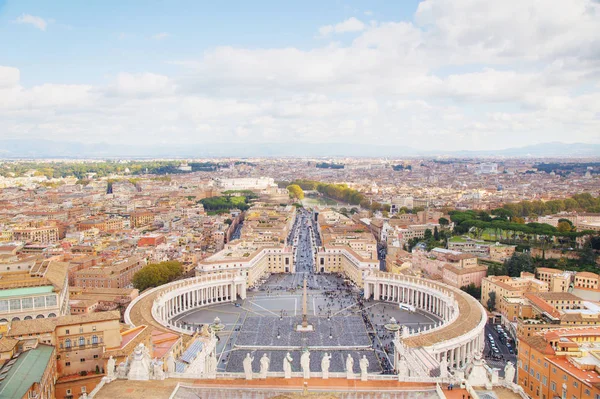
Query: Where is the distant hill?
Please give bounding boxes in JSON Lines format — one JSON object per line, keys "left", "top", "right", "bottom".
{"left": 0, "top": 139, "right": 597, "bottom": 159}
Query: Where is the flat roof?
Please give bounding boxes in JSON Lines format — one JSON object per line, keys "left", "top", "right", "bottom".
{"left": 0, "top": 285, "right": 54, "bottom": 299}
{"left": 0, "top": 345, "right": 54, "bottom": 399}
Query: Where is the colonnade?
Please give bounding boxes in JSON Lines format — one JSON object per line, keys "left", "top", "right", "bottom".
{"left": 159, "top": 282, "right": 243, "bottom": 321}
{"left": 369, "top": 281, "right": 455, "bottom": 321}
{"left": 363, "top": 271, "right": 486, "bottom": 373}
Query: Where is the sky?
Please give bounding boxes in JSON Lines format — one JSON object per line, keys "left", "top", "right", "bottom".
{"left": 0, "top": 0, "right": 599, "bottom": 152}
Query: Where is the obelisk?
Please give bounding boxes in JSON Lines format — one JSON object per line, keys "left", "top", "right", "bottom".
{"left": 296, "top": 276, "right": 314, "bottom": 331}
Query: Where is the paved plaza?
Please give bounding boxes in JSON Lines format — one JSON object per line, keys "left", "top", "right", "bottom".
{"left": 176, "top": 213, "right": 441, "bottom": 375}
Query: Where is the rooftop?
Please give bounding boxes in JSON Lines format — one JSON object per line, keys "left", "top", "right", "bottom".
{"left": 0, "top": 344, "right": 54, "bottom": 399}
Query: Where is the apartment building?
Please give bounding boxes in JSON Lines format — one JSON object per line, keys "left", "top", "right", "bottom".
{"left": 518, "top": 327, "right": 600, "bottom": 399}
{"left": 536, "top": 268, "right": 575, "bottom": 293}
{"left": 129, "top": 211, "right": 154, "bottom": 228}
{"left": 6, "top": 311, "right": 122, "bottom": 397}
{"left": 13, "top": 226, "right": 59, "bottom": 244}
{"left": 73, "top": 257, "right": 146, "bottom": 289}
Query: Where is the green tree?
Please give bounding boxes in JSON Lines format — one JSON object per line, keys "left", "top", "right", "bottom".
{"left": 438, "top": 217, "right": 449, "bottom": 227}
{"left": 461, "top": 283, "right": 481, "bottom": 300}
{"left": 286, "top": 184, "right": 305, "bottom": 200}
{"left": 424, "top": 229, "right": 433, "bottom": 240}
{"left": 132, "top": 261, "right": 183, "bottom": 292}
{"left": 433, "top": 226, "right": 440, "bottom": 241}
{"left": 557, "top": 221, "right": 573, "bottom": 233}
{"left": 487, "top": 291, "right": 497, "bottom": 311}
{"left": 503, "top": 252, "right": 534, "bottom": 277}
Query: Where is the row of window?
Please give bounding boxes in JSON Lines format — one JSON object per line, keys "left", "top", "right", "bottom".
{"left": 61, "top": 335, "right": 100, "bottom": 348}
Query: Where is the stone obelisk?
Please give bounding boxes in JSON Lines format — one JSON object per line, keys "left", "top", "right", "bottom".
{"left": 296, "top": 276, "right": 314, "bottom": 331}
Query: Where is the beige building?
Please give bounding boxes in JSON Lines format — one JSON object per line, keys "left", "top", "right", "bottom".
{"left": 7, "top": 311, "right": 122, "bottom": 394}
{"left": 536, "top": 267, "right": 574, "bottom": 292}
{"left": 13, "top": 226, "right": 59, "bottom": 244}
{"left": 73, "top": 257, "right": 146, "bottom": 289}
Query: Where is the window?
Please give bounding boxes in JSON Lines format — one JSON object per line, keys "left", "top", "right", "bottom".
{"left": 584, "top": 389, "right": 590, "bottom": 396}
{"left": 65, "top": 362, "right": 71, "bottom": 366}
{"left": 66, "top": 389, "right": 72, "bottom": 395}
{"left": 93, "top": 354, "right": 99, "bottom": 359}
{"left": 65, "top": 329, "right": 70, "bottom": 335}
{"left": 92, "top": 335, "right": 98, "bottom": 344}
{"left": 79, "top": 337, "right": 85, "bottom": 347}
{"left": 573, "top": 381, "right": 578, "bottom": 388}
{"left": 81, "top": 387, "right": 87, "bottom": 393}
{"left": 92, "top": 326, "right": 96, "bottom": 332}
{"left": 551, "top": 382, "right": 556, "bottom": 391}
{"left": 80, "top": 327, "right": 84, "bottom": 333}
{"left": 65, "top": 339, "right": 71, "bottom": 348}
{"left": 80, "top": 358, "right": 85, "bottom": 362}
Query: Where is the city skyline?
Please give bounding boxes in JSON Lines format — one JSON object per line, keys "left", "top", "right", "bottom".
{"left": 1, "top": 0, "right": 600, "bottom": 152}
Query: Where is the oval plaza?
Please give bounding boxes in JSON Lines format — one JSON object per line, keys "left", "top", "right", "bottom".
{"left": 123, "top": 205, "right": 488, "bottom": 395}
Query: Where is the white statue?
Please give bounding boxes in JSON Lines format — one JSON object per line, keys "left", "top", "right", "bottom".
{"left": 321, "top": 353, "right": 331, "bottom": 379}
{"left": 301, "top": 350, "right": 310, "bottom": 379}
{"left": 345, "top": 354, "right": 354, "bottom": 379}
{"left": 283, "top": 352, "right": 293, "bottom": 379}
{"left": 401, "top": 325, "right": 410, "bottom": 338}
{"left": 205, "top": 352, "right": 217, "bottom": 378}
{"left": 107, "top": 356, "right": 116, "bottom": 381}
{"left": 166, "top": 352, "right": 176, "bottom": 375}
{"left": 128, "top": 343, "right": 151, "bottom": 381}
{"left": 116, "top": 361, "right": 128, "bottom": 379}
{"left": 439, "top": 355, "right": 448, "bottom": 378}
{"left": 259, "top": 354, "right": 270, "bottom": 379}
{"left": 504, "top": 361, "right": 516, "bottom": 383}
{"left": 243, "top": 353, "right": 254, "bottom": 380}
{"left": 359, "top": 355, "right": 369, "bottom": 381}
{"left": 397, "top": 358, "right": 409, "bottom": 379}
{"left": 152, "top": 359, "right": 165, "bottom": 380}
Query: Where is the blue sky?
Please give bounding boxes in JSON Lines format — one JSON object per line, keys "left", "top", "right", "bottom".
{"left": 0, "top": 0, "right": 599, "bottom": 151}
{"left": 1, "top": 1, "right": 420, "bottom": 86}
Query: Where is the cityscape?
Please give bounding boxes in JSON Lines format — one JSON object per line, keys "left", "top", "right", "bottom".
{"left": 0, "top": 2, "right": 600, "bottom": 399}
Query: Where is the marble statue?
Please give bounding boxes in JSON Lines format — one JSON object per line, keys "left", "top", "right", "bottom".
{"left": 321, "top": 353, "right": 331, "bottom": 380}
{"left": 401, "top": 325, "right": 410, "bottom": 338}
{"left": 116, "top": 361, "right": 128, "bottom": 379}
{"left": 166, "top": 352, "right": 176, "bottom": 375}
{"left": 301, "top": 350, "right": 310, "bottom": 379}
{"left": 397, "top": 358, "right": 409, "bottom": 379}
{"left": 283, "top": 352, "right": 293, "bottom": 379}
{"left": 152, "top": 359, "right": 165, "bottom": 380}
{"left": 243, "top": 353, "right": 254, "bottom": 380}
{"left": 504, "top": 361, "right": 516, "bottom": 383}
{"left": 439, "top": 355, "right": 448, "bottom": 378}
{"left": 128, "top": 343, "right": 152, "bottom": 380}
{"left": 205, "top": 352, "right": 217, "bottom": 378}
{"left": 107, "top": 356, "right": 116, "bottom": 381}
{"left": 345, "top": 354, "right": 354, "bottom": 380}
{"left": 359, "top": 355, "right": 369, "bottom": 381}
{"left": 259, "top": 354, "right": 270, "bottom": 379}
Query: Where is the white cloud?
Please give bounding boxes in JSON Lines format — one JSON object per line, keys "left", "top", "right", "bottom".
{"left": 109, "top": 72, "right": 175, "bottom": 97}
{"left": 0, "top": 66, "right": 20, "bottom": 88}
{"left": 2, "top": 0, "right": 600, "bottom": 150}
{"left": 152, "top": 32, "right": 170, "bottom": 40}
{"left": 14, "top": 14, "right": 48, "bottom": 31}
{"left": 318, "top": 17, "right": 365, "bottom": 37}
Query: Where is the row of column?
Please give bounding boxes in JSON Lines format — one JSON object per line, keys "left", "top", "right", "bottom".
{"left": 435, "top": 332, "right": 484, "bottom": 369}
{"left": 160, "top": 283, "right": 235, "bottom": 321}
{"left": 374, "top": 282, "right": 452, "bottom": 320}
